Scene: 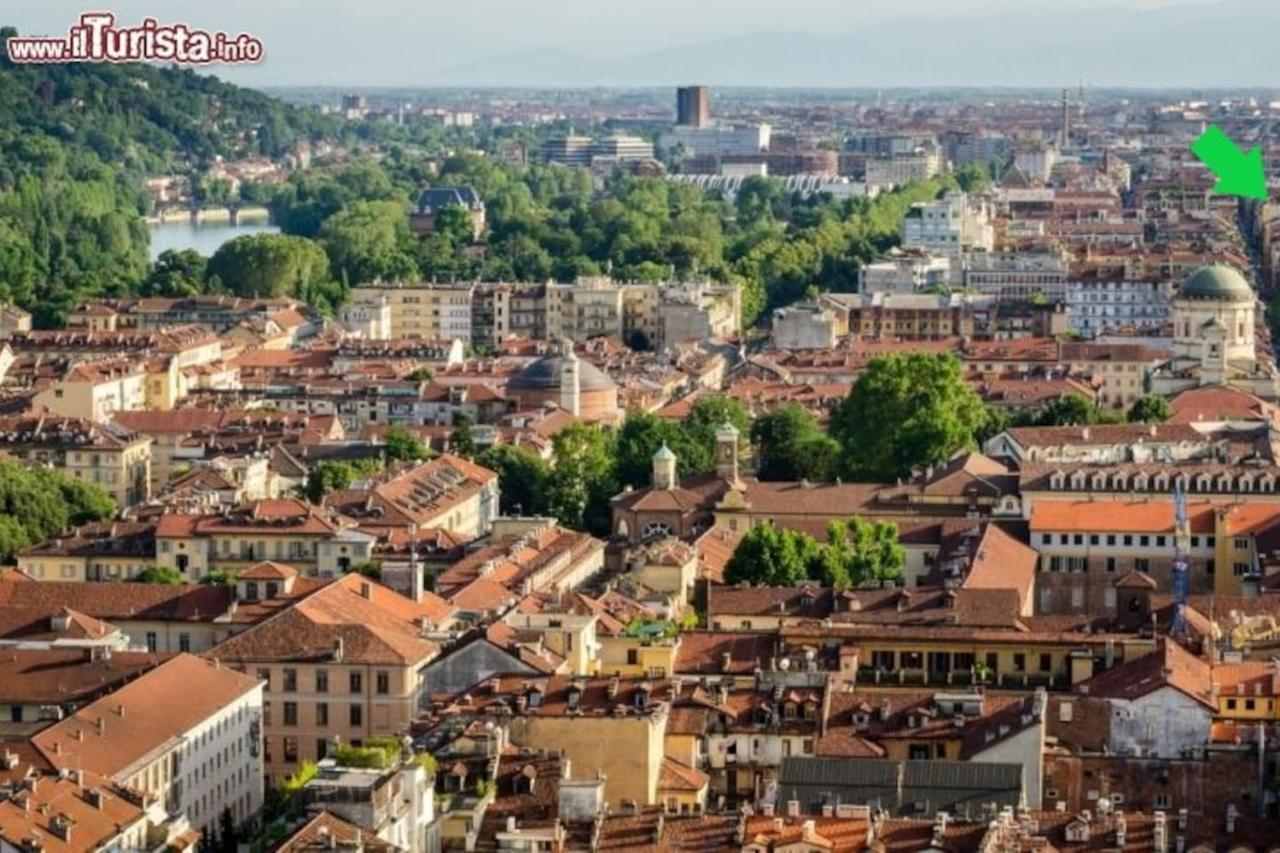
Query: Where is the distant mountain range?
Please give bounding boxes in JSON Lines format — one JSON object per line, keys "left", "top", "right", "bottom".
{"left": 426, "top": 2, "right": 1280, "bottom": 89}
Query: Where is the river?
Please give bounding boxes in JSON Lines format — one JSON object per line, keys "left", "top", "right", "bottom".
{"left": 148, "top": 220, "right": 280, "bottom": 261}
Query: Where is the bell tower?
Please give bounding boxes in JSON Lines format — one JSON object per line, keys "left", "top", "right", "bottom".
{"left": 715, "top": 423, "right": 741, "bottom": 485}
{"left": 652, "top": 443, "right": 677, "bottom": 490}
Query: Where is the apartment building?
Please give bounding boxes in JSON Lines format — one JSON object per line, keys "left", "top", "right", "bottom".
{"left": 0, "top": 414, "right": 152, "bottom": 508}
{"left": 964, "top": 249, "right": 1069, "bottom": 300}
{"left": 858, "top": 251, "right": 952, "bottom": 294}
{"left": 864, "top": 146, "right": 942, "bottom": 187}
{"left": 68, "top": 295, "right": 309, "bottom": 333}
{"left": 154, "top": 499, "right": 375, "bottom": 580}
{"left": 31, "top": 654, "right": 265, "bottom": 833}
{"left": 1066, "top": 276, "right": 1174, "bottom": 336}
{"left": 1027, "top": 499, "right": 1280, "bottom": 613}
{"left": 770, "top": 302, "right": 842, "bottom": 350}
{"left": 208, "top": 573, "right": 446, "bottom": 781}
{"left": 353, "top": 279, "right": 740, "bottom": 348}
{"left": 438, "top": 676, "right": 674, "bottom": 809}
{"left": 32, "top": 358, "right": 147, "bottom": 421}
{"left": 901, "top": 192, "right": 994, "bottom": 262}
{"left": 349, "top": 284, "right": 475, "bottom": 342}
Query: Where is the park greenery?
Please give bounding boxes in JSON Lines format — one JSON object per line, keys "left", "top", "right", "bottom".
{"left": 0, "top": 31, "right": 989, "bottom": 328}
{"left": 0, "top": 462, "right": 115, "bottom": 563}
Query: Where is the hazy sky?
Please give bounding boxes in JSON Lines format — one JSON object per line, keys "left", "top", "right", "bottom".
{"left": 4, "top": 0, "right": 1277, "bottom": 88}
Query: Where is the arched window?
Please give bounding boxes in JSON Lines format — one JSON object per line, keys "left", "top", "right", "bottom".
{"left": 641, "top": 521, "right": 673, "bottom": 539}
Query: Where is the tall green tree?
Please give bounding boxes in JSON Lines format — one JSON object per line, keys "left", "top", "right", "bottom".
{"left": 304, "top": 458, "right": 381, "bottom": 503}
{"left": 724, "top": 523, "right": 818, "bottom": 587}
{"left": 383, "top": 426, "right": 429, "bottom": 462}
{"left": 823, "top": 518, "right": 905, "bottom": 587}
{"left": 0, "top": 463, "right": 114, "bottom": 563}
{"left": 545, "top": 423, "right": 617, "bottom": 535}
{"left": 450, "top": 413, "right": 477, "bottom": 459}
{"left": 141, "top": 249, "right": 209, "bottom": 298}
{"left": 830, "top": 354, "right": 987, "bottom": 481}
{"left": 1036, "top": 394, "right": 1103, "bottom": 427}
{"left": 683, "top": 395, "right": 752, "bottom": 451}
{"left": 614, "top": 411, "right": 711, "bottom": 489}
{"left": 476, "top": 444, "right": 551, "bottom": 516}
{"left": 318, "top": 200, "right": 419, "bottom": 285}
{"left": 1127, "top": 395, "right": 1172, "bottom": 424}
{"left": 751, "top": 403, "right": 838, "bottom": 482}
{"left": 207, "top": 233, "right": 332, "bottom": 301}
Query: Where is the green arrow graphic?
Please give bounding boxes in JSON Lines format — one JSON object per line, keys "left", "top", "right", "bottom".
{"left": 1191, "top": 124, "right": 1267, "bottom": 200}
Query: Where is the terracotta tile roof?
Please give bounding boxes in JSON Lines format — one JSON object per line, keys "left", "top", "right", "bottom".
{"left": 1030, "top": 499, "right": 1216, "bottom": 534}
{"left": 1074, "top": 640, "right": 1214, "bottom": 709}
{"left": 208, "top": 574, "right": 442, "bottom": 666}
{"left": 0, "top": 606, "right": 119, "bottom": 644}
{"left": 595, "top": 811, "right": 740, "bottom": 851}
{"left": 158, "top": 499, "right": 338, "bottom": 538}
{"left": 0, "top": 771, "right": 147, "bottom": 853}
{"left": 0, "top": 414, "right": 145, "bottom": 451}
{"left": 274, "top": 811, "right": 397, "bottom": 853}
{"left": 326, "top": 455, "right": 495, "bottom": 531}
{"left": 1167, "top": 385, "right": 1273, "bottom": 424}
{"left": 0, "top": 579, "right": 233, "bottom": 623}
{"left": 479, "top": 751, "right": 563, "bottom": 839}
{"left": 447, "top": 675, "right": 675, "bottom": 718}
{"left": 674, "top": 631, "right": 778, "bottom": 675}
{"left": 32, "top": 655, "right": 260, "bottom": 780}
{"left": 0, "top": 649, "right": 170, "bottom": 706}
{"left": 961, "top": 524, "right": 1038, "bottom": 608}
{"left": 236, "top": 561, "right": 299, "bottom": 580}
{"left": 1005, "top": 422, "right": 1204, "bottom": 448}
{"left": 709, "top": 585, "right": 834, "bottom": 619}
{"left": 658, "top": 757, "right": 708, "bottom": 793}
{"left": 742, "top": 814, "right": 870, "bottom": 853}
{"left": 693, "top": 524, "right": 743, "bottom": 583}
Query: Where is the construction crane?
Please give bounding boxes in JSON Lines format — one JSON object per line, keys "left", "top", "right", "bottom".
{"left": 1171, "top": 482, "right": 1190, "bottom": 637}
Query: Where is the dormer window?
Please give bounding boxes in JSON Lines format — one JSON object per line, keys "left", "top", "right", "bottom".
{"left": 634, "top": 689, "right": 649, "bottom": 712}
{"left": 526, "top": 688, "right": 542, "bottom": 709}
{"left": 245, "top": 582, "right": 259, "bottom": 601}
{"left": 566, "top": 687, "right": 581, "bottom": 709}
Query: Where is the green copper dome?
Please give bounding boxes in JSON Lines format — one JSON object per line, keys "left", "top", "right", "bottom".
{"left": 1178, "top": 264, "right": 1254, "bottom": 302}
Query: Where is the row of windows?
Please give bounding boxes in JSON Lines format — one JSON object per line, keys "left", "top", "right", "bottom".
{"left": 867, "top": 650, "right": 1054, "bottom": 674}
{"left": 1039, "top": 532, "right": 1218, "bottom": 549}
{"left": 259, "top": 668, "right": 392, "bottom": 695}
{"left": 267, "top": 700, "right": 364, "bottom": 728}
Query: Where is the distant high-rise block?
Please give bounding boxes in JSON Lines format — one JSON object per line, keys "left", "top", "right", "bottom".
{"left": 676, "top": 85, "right": 710, "bottom": 128}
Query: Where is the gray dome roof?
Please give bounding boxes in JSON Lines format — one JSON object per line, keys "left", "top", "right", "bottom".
{"left": 508, "top": 355, "right": 616, "bottom": 392}
{"left": 1178, "top": 264, "right": 1254, "bottom": 302}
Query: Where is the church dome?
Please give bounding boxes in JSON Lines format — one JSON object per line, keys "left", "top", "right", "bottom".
{"left": 1177, "top": 264, "right": 1254, "bottom": 302}
{"left": 507, "top": 355, "right": 615, "bottom": 392}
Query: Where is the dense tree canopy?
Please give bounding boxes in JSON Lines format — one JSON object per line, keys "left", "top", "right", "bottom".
{"left": 0, "top": 462, "right": 115, "bottom": 563}
{"left": 303, "top": 458, "right": 381, "bottom": 503}
{"left": 830, "top": 353, "right": 989, "bottom": 481}
{"left": 1127, "top": 395, "right": 1173, "bottom": 424}
{"left": 545, "top": 423, "right": 618, "bottom": 535}
{"left": 476, "top": 445, "right": 551, "bottom": 517}
{"left": 614, "top": 411, "right": 713, "bottom": 489}
{"left": 724, "top": 518, "right": 905, "bottom": 589}
{"left": 383, "top": 426, "right": 430, "bottom": 463}
{"left": 751, "top": 403, "right": 840, "bottom": 482}
{"left": 207, "top": 232, "right": 333, "bottom": 301}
